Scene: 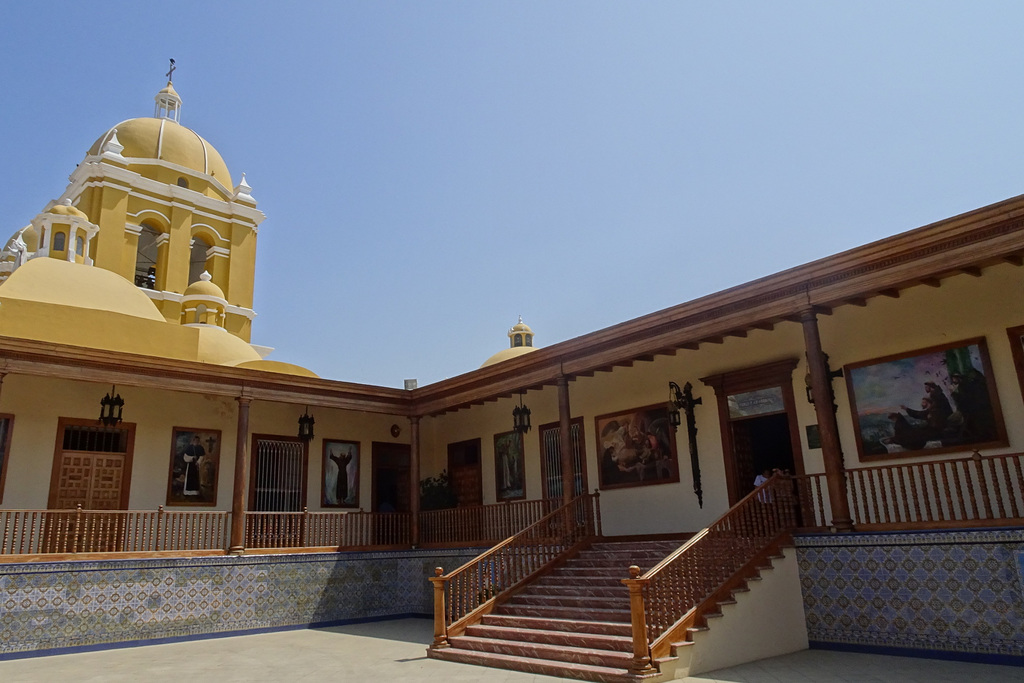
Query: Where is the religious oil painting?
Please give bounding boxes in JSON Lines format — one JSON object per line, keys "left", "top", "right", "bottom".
{"left": 595, "top": 404, "right": 679, "bottom": 489}
{"left": 845, "top": 338, "right": 1006, "bottom": 460}
{"left": 323, "top": 439, "right": 359, "bottom": 508}
{"left": 494, "top": 430, "right": 525, "bottom": 501}
{"left": 166, "top": 428, "right": 220, "bottom": 506}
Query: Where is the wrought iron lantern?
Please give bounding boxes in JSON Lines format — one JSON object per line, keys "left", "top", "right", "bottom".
{"left": 98, "top": 385, "right": 124, "bottom": 427}
{"left": 298, "top": 406, "right": 315, "bottom": 442}
{"left": 512, "top": 392, "right": 532, "bottom": 434}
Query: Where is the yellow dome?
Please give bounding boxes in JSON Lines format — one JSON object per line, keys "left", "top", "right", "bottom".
{"left": 481, "top": 346, "right": 538, "bottom": 368}
{"left": 510, "top": 320, "right": 534, "bottom": 335}
{"left": 0, "top": 257, "right": 165, "bottom": 321}
{"left": 195, "top": 326, "right": 262, "bottom": 365}
{"left": 88, "top": 117, "right": 231, "bottom": 187}
{"left": 184, "top": 272, "right": 225, "bottom": 299}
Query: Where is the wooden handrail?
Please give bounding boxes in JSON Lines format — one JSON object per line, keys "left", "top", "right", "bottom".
{"left": 429, "top": 492, "right": 600, "bottom": 648}
{"left": 625, "top": 474, "right": 798, "bottom": 669}
{"left": 793, "top": 450, "right": 1024, "bottom": 530}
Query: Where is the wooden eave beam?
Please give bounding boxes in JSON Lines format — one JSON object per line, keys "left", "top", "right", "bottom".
{"left": 0, "top": 339, "right": 412, "bottom": 415}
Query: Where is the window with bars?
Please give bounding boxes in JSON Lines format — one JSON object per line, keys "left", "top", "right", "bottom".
{"left": 540, "top": 419, "right": 587, "bottom": 500}
{"left": 251, "top": 437, "right": 307, "bottom": 512}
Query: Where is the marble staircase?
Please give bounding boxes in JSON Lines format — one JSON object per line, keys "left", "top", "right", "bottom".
{"left": 428, "top": 538, "right": 685, "bottom": 682}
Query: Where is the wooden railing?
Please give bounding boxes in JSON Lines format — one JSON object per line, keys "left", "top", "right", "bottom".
{"left": 338, "top": 510, "right": 412, "bottom": 548}
{"left": 0, "top": 506, "right": 231, "bottom": 555}
{"left": 419, "top": 498, "right": 559, "bottom": 545}
{"left": 429, "top": 492, "right": 601, "bottom": 648}
{"left": 794, "top": 450, "right": 1024, "bottom": 530}
{"left": 623, "top": 475, "right": 797, "bottom": 674}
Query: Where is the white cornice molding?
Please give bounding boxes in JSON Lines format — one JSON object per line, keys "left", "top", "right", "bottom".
{"left": 68, "top": 159, "right": 265, "bottom": 228}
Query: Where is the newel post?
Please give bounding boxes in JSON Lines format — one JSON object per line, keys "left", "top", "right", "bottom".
{"left": 429, "top": 567, "right": 450, "bottom": 648}
{"left": 623, "top": 565, "right": 655, "bottom": 675}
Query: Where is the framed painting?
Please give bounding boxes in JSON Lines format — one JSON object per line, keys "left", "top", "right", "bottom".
{"left": 595, "top": 403, "right": 679, "bottom": 490}
{"left": 166, "top": 427, "right": 220, "bottom": 506}
{"left": 494, "top": 430, "right": 525, "bottom": 501}
{"left": 323, "top": 439, "right": 359, "bottom": 508}
{"left": 845, "top": 337, "right": 1007, "bottom": 461}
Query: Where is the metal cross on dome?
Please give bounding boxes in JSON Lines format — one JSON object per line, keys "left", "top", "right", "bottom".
{"left": 166, "top": 58, "right": 176, "bottom": 82}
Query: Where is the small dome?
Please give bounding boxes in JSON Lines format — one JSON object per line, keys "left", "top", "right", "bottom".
{"left": 183, "top": 271, "right": 225, "bottom": 299}
{"left": 47, "top": 199, "right": 88, "bottom": 220}
{"left": 88, "top": 117, "right": 231, "bottom": 187}
{"left": 481, "top": 316, "right": 539, "bottom": 367}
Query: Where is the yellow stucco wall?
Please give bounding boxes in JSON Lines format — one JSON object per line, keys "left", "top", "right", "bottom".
{"left": 421, "top": 263, "right": 1024, "bottom": 538}
{"left": 0, "top": 375, "right": 408, "bottom": 513}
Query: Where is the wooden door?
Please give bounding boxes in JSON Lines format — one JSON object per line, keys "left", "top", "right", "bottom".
{"left": 372, "top": 442, "right": 411, "bottom": 513}
{"left": 48, "top": 418, "right": 135, "bottom": 510}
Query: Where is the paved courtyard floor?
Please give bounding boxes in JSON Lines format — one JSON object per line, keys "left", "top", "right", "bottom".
{"left": 0, "top": 618, "right": 1019, "bottom": 682}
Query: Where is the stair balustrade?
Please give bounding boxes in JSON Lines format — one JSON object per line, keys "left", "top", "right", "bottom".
{"left": 429, "top": 491, "right": 601, "bottom": 649}
{"left": 623, "top": 474, "right": 798, "bottom": 673}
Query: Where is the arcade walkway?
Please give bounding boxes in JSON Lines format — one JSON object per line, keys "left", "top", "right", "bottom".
{"left": 0, "top": 618, "right": 1018, "bottom": 682}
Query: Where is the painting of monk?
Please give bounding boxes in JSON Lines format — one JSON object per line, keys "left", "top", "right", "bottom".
{"left": 166, "top": 428, "right": 220, "bottom": 506}
{"left": 323, "top": 439, "right": 359, "bottom": 508}
{"left": 494, "top": 431, "right": 525, "bottom": 501}
{"left": 846, "top": 338, "right": 1007, "bottom": 460}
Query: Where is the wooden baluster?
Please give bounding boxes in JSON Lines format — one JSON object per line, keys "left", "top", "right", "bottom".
{"left": 970, "top": 452, "right": 990, "bottom": 519}
{"left": 878, "top": 468, "right": 893, "bottom": 524}
{"left": 997, "top": 456, "right": 1018, "bottom": 518}
{"left": 303, "top": 507, "right": 309, "bottom": 548}
{"left": 624, "top": 566, "right": 655, "bottom": 675}
{"left": 936, "top": 462, "right": 953, "bottom": 522}
{"left": 925, "top": 463, "right": 943, "bottom": 522}
{"left": 907, "top": 465, "right": 923, "bottom": 522}
{"left": 155, "top": 505, "right": 164, "bottom": 552}
{"left": 952, "top": 460, "right": 970, "bottom": 519}
{"left": 991, "top": 456, "right": 1008, "bottom": 519}
{"left": 1012, "top": 454, "right": 1024, "bottom": 518}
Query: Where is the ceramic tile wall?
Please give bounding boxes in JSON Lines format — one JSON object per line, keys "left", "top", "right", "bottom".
{"left": 0, "top": 548, "right": 480, "bottom": 657}
{"left": 797, "top": 529, "right": 1024, "bottom": 659}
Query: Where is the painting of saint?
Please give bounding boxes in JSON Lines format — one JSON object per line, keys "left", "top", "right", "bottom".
{"left": 323, "top": 439, "right": 359, "bottom": 507}
{"left": 166, "top": 428, "right": 220, "bottom": 505}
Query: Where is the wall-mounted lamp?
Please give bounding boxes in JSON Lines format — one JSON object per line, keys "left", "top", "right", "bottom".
{"left": 98, "top": 385, "right": 124, "bottom": 427}
{"left": 669, "top": 380, "right": 705, "bottom": 508}
{"left": 805, "top": 353, "right": 844, "bottom": 408}
{"left": 298, "top": 406, "right": 315, "bottom": 442}
{"left": 668, "top": 381, "right": 701, "bottom": 426}
{"left": 512, "top": 392, "right": 532, "bottom": 434}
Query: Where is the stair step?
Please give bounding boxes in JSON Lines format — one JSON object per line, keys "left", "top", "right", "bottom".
{"left": 521, "top": 584, "right": 626, "bottom": 599}
{"left": 498, "top": 603, "right": 632, "bottom": 622}
{"left": 481, "top": 613, "right": 633, "bottom": 637}
{"left": 450, "top": 635, "right": 634, "bottom": 669}
{"left": 465, "top": 624, "right": 632, "bottom": 652}
{"left": 509, "top": 594, "right": 625, "bottom": 609}
{"left": 429, "top": 646, "right": 639, "bottom": 683}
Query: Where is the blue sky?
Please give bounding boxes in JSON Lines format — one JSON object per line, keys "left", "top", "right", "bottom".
{"left": 3, "top": 2, "right": 1024, "bottom": 387}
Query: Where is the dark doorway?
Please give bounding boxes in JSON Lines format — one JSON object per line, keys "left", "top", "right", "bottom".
{"left": 730, "top": 413, "right": 795, "bottom": 499}
{"left": 448, "top": 439, "right": 482, "bottom": 507}
{"left": 372, "top": 442, "right": 410, "bottom": 513}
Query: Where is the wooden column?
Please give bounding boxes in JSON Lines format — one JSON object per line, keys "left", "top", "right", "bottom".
{"left": 409, "top": 415, "right": 421, "bottom": 547}
{"left": 557, "top": 375, "right": 574, "bottom": 504}
{"left": 799, "top": 309, "right": 854, "bottom": 531}
{"left": 228, "top": 395, "right": 252, "bottom": 554}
